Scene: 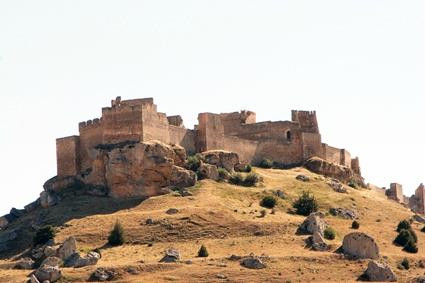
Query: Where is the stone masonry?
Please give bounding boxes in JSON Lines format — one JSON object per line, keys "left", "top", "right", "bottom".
{"left": 56, "top": 97, "right": 362, "bottom": 179}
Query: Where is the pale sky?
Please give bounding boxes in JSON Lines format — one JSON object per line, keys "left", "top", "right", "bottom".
{"left": 0, "top": 1, "right": 424, "bottom": 215}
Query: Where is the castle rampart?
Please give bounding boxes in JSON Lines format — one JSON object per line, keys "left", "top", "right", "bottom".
{"left": 56, "top": 97, "right": 361, "bottom": 179}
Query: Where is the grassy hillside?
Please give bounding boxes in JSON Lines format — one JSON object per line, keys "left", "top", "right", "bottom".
{"left": 0, "top": 167, "right": 423, "bottom": 283}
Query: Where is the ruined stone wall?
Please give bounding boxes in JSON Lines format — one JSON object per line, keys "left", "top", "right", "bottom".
{"left": 197, "top": 113, "right": 225, "bottom": 152}
{"left": 141, "top": 103, "right": 170, "bottom": 143}
{"left": 301, "top": 132, "right": 322, "bottom": 160}
{"left": 56, "top": 136, "right": 80, "bottom": 176}
{"left": 169, "top": 126, "right": 196, "bottom": 155}
{"left": 340, "top": 149, "right": 352, "bottom": 168}
{"left": 387, "top": 183, "right": 404, "bottom": 203}
{"left": 78, "top": 119, "right": 103, "bottom": 171}
{"left": 351, "top": 157, "right": 361, "bottom": 175}
{"left": 223, "top": 136, "right": 259, "bottom": 163}
{"left": 291, "top": 110, "right": 319, "bottom": 133}
{"left": 322, "top": 144, "right": 341, "bottom": 165}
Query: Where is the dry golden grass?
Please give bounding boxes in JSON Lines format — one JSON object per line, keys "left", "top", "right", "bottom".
{"left": 0, "top": 167, "right": 423, "bottom": 282}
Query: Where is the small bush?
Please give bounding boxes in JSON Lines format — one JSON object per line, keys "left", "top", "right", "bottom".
{"left": 397, "top": 220, "right": 411, "bottom": 233}
{"left": 421, "top": 226, "right": 425, "bottom": 233}
{"left": 394, "top": 229, "right": 416, "bottom": 247}
{"left": 33, "top": 226, "right": 56, "bottom": 246}
{"left": 293, "top": 191, "right": 319, "bottom": 216}
{"left": 243, "top": 173, "right": 261, "bottom": 187}
{"left": 229, "top": 173, "right": 244, "bottom": 185}
{"left": 217, "top": 167, "right": 229, "bottom": 181}
{"left": 258, "top": 158, "right": 273, "bottom": 169}
{"left": 403, "top": 239, "right": 418, "bottom": 253}
{"left": 401, "top": 258, "right": 410, "bottom": 270}
{"left": 197, "top": 245, "right": 209, "bottom": 257}
{"left": 351, "top": 221, "right": 360, "bottom": 229}
{"left": 348, "top": 181, "right": 357, "bottom": 189}
{"left": 244, "top": 164, "right": 252, "bottom": 173}
{"left": 186, "top": 155, "right": 201, "bottom": 172}
{"left": 108, "top": 221, "right": 125, "bottom": 246}
{"left": 324, "top": 227, "right": 336, "bottom": 240}
{"left": 260, "top": 196, "right": 277, "bottom": 209}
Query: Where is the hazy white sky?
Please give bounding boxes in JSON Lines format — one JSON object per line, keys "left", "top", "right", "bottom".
{"left": 0, "top": 1, "right": 424, "bottom": 215}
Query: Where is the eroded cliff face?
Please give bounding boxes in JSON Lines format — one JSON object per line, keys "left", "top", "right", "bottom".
{"left": 304, "top": 157, "right": 365, "bottom": 187}
{"left": 43, "top": 141, "right": 196, "bottom": 200}
{"left": 82, "top": 140, "right": 196, "bottom": 198}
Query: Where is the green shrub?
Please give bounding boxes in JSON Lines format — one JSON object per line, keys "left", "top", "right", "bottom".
{"left": 260, "top": 196, "right": 277, "bottom": 209}
{"left": 197, "top": 245, "right": 209, "bottom": 257}
{"left": 403, "top": 239, "right": 418, "bottom": 253}
{"left": 348, "top": 181, "right": 357, "bottom": 189}
{"left": 244, "top": 164, "right": 252, "bottom": 173}
{"left": 258, "top": 158, "right": 273, "bottom": 169}
{"left": 394, "top": 229, "right": 416, "bottom": 247}
{"left": 186, "top": 155, "right": 201, "bottom": 171}
{"left": 401, "top": 258, "right": 410, "bottom": 270}
{"left": 324, "top": 227, "right": 336, "bottom": 240}
{"left": 293, "top": 191, "right": 319, "bottom": 216}
{"left": 217, "top": 167, "right": 229, "bottom": 181}
{"left": 243, "top": 173, "right": 261, "bottom": 187}
{"left": 397, "top": 220, "right": 411, "bottom": 233}
{"left": 351, "top": 221, "right": 360, "bottom": 229}
{"left": 229, "top": 173, "right": 244, "bottom": 185}
{"left": 33, "top": 226, "right": 56, "bottom": 246}
{"left": 108, "top": 221, "right": 125, "bottom": 246}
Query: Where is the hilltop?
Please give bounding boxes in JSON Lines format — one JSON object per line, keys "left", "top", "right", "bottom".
{"left": 1, "top": 166, "right": 424, "bottom": 282}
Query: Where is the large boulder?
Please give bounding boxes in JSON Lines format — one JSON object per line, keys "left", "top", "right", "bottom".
{"left": 241, "top": 256, "right": 266, "bottom": 269}
{"left": 299, "top": 212, "right": 328, "bottom": 236}
{"left": 65, "top": 251, "right": 101, "bottom": 268}
{"left": 40, "top": 256, "right": 63, "bottom": 268}
{"left": 363, "top": 260, "right": 397, "bottom": 282}
{"left": 200, "top": 150, "right": 239, "bottom": 172}
{"left": 342, "top": 232, "right": 379, "bottom": 260}
{"left": 310, "top": 231, "right": 329, "bottom": 251}
{"left": 34, "top": 265, "right": 62, "bottom": 282}
{"left": 197, "top": 163, "right": 220, "bottom": 181}
{"left": 160, "top": 249, "right": 181, "bottom": 263}
{"left": 57, "top": 236, "right": 77, "bottom": 260}
{"left": 43, "top": 175, "right": 83, "bottom": 193}
{"left": 14, "top": 258, "right": 35, "bottom": 270}
{"left": 304, "top": 157, "right": 365, "bottom": 186}
{"left": 83, "top": 141, "right": 196, "bottom": 198}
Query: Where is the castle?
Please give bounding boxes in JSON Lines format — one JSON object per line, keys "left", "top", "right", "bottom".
{"left": 56, "top": 97, "right": 362, "bottom": 178}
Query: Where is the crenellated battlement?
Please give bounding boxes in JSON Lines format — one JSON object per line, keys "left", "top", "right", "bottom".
{"left": 78, "top": 118, "right": 102, "bottom": 131}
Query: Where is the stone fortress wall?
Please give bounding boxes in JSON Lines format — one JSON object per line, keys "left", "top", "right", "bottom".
{"left": 56, "top": 96, "right": 361, "bottom": 178}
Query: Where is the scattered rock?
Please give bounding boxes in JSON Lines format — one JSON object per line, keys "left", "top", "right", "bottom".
{"left": 363, "top": 260, "right": 397, "bottom": 282}
{"left": 342, "top": 232, "right": 379, "bottom": 260}
{"left": 198, "top": 163, "right": 220, "bottom": 181}
{"left": 241, "top": 256, "right": 266, "bottom": 269}
{"left": 228, "top": 255, "right": 242, "bottom": 261}
{"left": 216, "top": 274, "right": 227, "bottom": 279}
{"left": 160, "top": 249, "right": 181, "bottom": 263}
{"left": 273, "top": 190, "right": 286, "bottom": 199}
{"left": 166, "top": 208, "right": 179, "bottom": 215}
{"left": 145, "top": 218, "right": 154, "bottom": 225}
{"left": 310, "top": 231, "right": 330, "bottom": 251}
{"left": 200, "top": 150, "right": 239, "bottom": 172}
{"left": 178, "top": 188, "right": 193, "bottom": 197}
{"left": 31, "top": 245, "right": 46, "bottom": 260}
{"left": 413, "top": 277, "right": 425, "bottom": 283}
{"left": 296, "top": 175, "right": 310, "bottom": 182}
{"left": 57, "top": 236, "right": 77, "bottom": 260}
{"left": 328, "top": 181, "right": 348, "bottom": 193}
{"left": 30, "top": 274, "right": 40, "bottom": 283}
{"left": 329, "top": 208, "right": 357, "bottom": 220}
{"left": 413, "top": 214, "right": 425, "bottom": 224}
{"left": 299, "top": 212, "right": 328, "bottom": 236}
{"left": 44, "top": 245, "right": 58, "bottom": 257}
{"left": 14, "top": 257, "right": 35, "bottom": 270}
{"left": 34, "top": 265, "right": 62, "bottom": 282}
{"left": 40, "top": 256, "right": 63, "bottom": 268}
{"left": 234, "top": 163, "right": 249, "bottom": 172}
{"left": 90, "top": 267, "right": 118, "bottom": 282}
{"left": 66, "top": 251, "right": 100, "bottom": 268}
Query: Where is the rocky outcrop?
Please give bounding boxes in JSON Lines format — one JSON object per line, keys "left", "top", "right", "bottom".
{"left": 65, "top": 251, "right": 101, "bottom": 268}
{"left": 299, "top": 212, "right": 328, "bottom": 236}
{"left": 310, "top": 231, "right": 330, "bottom": 251}
{"left": 241, "top": 256, "right": 266, "bottom": 269}
{"left": 34, "top": 265, "right": 62, "bottom": 282}
{"left": 14, "top": 257, "right": 34, "bottom": 270}
{"left": 329, "top": 208, "right": 358, "bottom": 220}
{"left": 197, "top": 163, "right": 219, "bottom": 181}
{"left": 40, "top": 256, "right": 63, "bottom": 268}
{"left": 57, "top": 236, "right": 77, "bottom": 260}
{"left": 304, "top": 157, "right": 364, "bottom": 186}
{"left": 342, "top": 232, "right": 379, "bottom": 260}
{"left": 200, "top": 150, "right": 239, "bottom": 172}
{"left": 363, "top": 260, "right": 397, "bottom": 282}
{"left": 0, "top": 228, "right": 18, "bottom": 252}
{"left": 82, "top": 141, "right": 196, "bottom": 198}
{"left": 160, "top": 249, "right": 181, "bottom": 263}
